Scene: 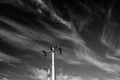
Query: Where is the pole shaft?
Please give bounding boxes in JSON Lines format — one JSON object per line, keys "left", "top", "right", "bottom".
{"left": 52, "top": 51, "right": 55, "bottom": 80}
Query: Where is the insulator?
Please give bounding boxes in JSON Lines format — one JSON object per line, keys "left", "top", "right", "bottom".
{"left": 44, "top": 53, "right": 47, "bottom": 57}
{"left": 42, "top": 50, "right": 47, "bottom": 58}
{"left": 42, "top": 50, "right": 46, "bottom": 54}
{"left": 59, "top": 48, "right": 62, "bottom": 54}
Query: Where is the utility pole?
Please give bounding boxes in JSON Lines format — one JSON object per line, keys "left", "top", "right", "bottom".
{"left": 42, "top": 44, "right": 62, "bottom": 80}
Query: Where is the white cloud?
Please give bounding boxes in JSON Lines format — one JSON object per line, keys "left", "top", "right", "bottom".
{"left": 30, "top": 68, "right": 48, "bottom": 80}
{"left": 30, "top": 68, "right": 84, "bottom": 80}
{"left": 29, "top": 68, "right": 105, "bottom": 80}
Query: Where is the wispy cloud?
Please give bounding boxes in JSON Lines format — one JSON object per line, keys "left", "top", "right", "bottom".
{"left": 0, "top": 73, "right": 11, "bottom": 80}
{"left": 0, "top": 51, "right": 20, "bottom": 63}
{"left": 80, "top": 51, "right": 120, "bottom": 73}
{"left": 106, "top": 53, "right": 120, "bottom": 61}
{"left": 100, "top": 22, "right": 120, "bottom": 53}
{"left": 35, "top": 0, "right": 72, "bottom": 29}
{"left": 51, "top": 13, "right": 72, "bottom": 29}
{"left": 36, "top": 0, "right": 47, "bottom": 9}
{"left": 0, "top": 17, "right": 54, "bottom": 53}
{"left": 66, "top": 59, "right": 82, "bottom": 65}
{"left": 57, "top": 55, "right": 82, "bottom": 65}
{"left": 0, "top": 16, "right": 54, "bottom": 42}
{"left": 0, "top": 28, "right": 39, "bottom": 51}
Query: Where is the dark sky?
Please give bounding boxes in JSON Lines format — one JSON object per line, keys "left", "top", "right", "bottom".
{"left": 0, "top": 0, "right": 120, "bottom": 80}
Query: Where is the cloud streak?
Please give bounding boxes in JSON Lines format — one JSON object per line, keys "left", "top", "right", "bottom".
{"left": 0, "top": 51, "right": 20, "bottom": 64}
{"left": 106, "top": 53, "right": 120, "bottom": 61}
{"left": 0, "top": 17, "right": 54, "bottom": 53}
{"left": 85, "top": 54, "right": 120, "bottom": 73}
{"left": 101, "top": 22, "right": 120, "bottom": 53}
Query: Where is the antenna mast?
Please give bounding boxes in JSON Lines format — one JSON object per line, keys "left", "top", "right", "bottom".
{"left": 50, "top": 44, "right": 56, "bottom": 80}
{"left": 43, "top": 44, "right": 62, "bottom": 80}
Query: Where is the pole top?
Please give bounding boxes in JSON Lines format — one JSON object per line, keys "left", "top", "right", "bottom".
{"left": 50, "top": 44, "right": 57, "bottom": 51}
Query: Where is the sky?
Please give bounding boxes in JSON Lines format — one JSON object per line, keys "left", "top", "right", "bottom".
{"left": 0, "top": 0, "right": 120, "bottom": 80}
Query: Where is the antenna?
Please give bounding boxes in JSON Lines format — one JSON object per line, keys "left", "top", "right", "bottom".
{"left": 42, "top": 44, "right": 62, "bottom": 80}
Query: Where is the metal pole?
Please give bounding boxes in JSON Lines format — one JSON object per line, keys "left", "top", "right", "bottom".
{"left": 52, "top": 51, "right": 55, "bottom": 80}
{"left": 51, "top": 46, "right": 55, "bottom": 80}
{"left": 43, "top": 44, "right": 62, "bottom": 80}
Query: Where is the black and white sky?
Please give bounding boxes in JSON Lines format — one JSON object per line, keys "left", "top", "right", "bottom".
{"left": 0, "top": 0, "right": 120, "bottom": 80}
